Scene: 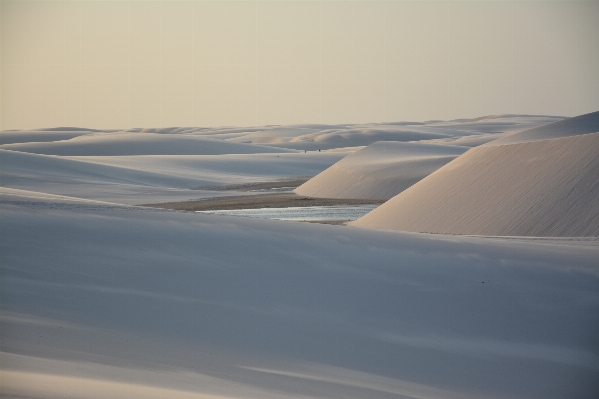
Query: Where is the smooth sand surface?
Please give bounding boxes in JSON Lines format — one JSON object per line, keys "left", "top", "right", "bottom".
{"left": 352, "top": 132, "right": 599, "bottom": 236}
{"left": 2, "top": 189, "right": 598, "bottom": 399}
{"left": 2, "top": 114, "right": 597, "bottom": 399}
{"left": 419, "top": 133, "right": 509, "bottom": 147}
{"left": 226, "top": 127, "right": 322, "bottom": 144}
{"left": 0, "top": 129, "right": 97, "bottom": 145}
{"left": 1, "top": 132, "right": 295, "bottom": 156}
{"left": 1, "top": 149, "right": 345, "bottom": 204}
{"left": 295, "top": 142, "right": 468, "bottom": 199}
{"left": 486, "top": 111, "right": 599, "bottom": 146}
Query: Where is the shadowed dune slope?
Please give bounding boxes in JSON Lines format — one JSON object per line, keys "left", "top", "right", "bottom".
{"left": 0, "top": 132, "right": 295, "bottom": 156}
{"left": 351, "top": 132, "right": 599, "bottom": 237}
{"left": 0, "top": 130, "right": 96, "bottom": 145}
{"left": 295, "top": 142, "right": 468, "bottom": 199}
{"left": 0, "top": 149, "right": 343, "bottom": 191}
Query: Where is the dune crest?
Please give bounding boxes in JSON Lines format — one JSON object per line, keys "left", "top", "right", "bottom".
{"left": 484, "top": 111, "right": 599, "bottom": 146}
{"left": 0, "top": 132, "right": 294, "bottom": 156}
{"left": 295, "top": 142, "right": 467, "bottom": 199}
{"left": 352, "top": 131, "right": 599, "bottom": 237}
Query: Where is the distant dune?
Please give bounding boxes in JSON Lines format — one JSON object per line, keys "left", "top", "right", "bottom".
{"left": 0, "top": 129, "right": 96, "bottom": 145}
{"left": 295, "top": 142, "right": 467, "bottom": 199}
{"left": 352, "top": 114, "right": 599, "bottom": 236}
{"left": 0, "top": 132, "right": 294, "bottom": 156}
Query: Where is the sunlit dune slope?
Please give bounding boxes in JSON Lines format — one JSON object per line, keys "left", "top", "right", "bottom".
{"left": 352, "top": 131, "right": 599, "bottom": 237}
{"left": 485, "top": 111, "right": 599, "bottom": 146}
{"left": 295, "top": 142, "right": 467, "bottom": 199}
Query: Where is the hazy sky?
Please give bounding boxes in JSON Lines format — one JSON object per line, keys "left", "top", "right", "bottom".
{"left": 1, "top": 0, "right": 598, "bottom": 129}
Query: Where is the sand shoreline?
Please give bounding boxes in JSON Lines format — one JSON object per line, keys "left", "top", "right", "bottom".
{"left": 141, "top": 193, "right": 386, "bottom": 211}
{"left": 193, "top": 177, "right": 311, "bottom": 192}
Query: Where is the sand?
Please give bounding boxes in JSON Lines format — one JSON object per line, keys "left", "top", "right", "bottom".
{"left": 1, "top": 132, "right": 296, "bottom": 156}
{"left": 142, "top": 193, "right": 385, "bottom": 211}
{"left": 295, "top": 141, "right": 467, "bottom": 199}
{"left": 352, "top": 132, "right": 599, "bottom": 236}
{"left": 0, "top": 149, "right": 345, "bottom": 204}
{"left": 2, "top": 114, "right": 597, "bottom": 399}
{"left": 2, "top": 188, "right": 598, "bottom": 399}
{"left": 486, "top": 111, "right": 599, "bottom": 146}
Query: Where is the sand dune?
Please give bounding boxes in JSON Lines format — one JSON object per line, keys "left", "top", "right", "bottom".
{"left": 288, "top": 127, "right": 452, "bottom": 147}
{"left": 0, "top": 149, "right": 216, "bottom": 188}
{"left": 419, "top": 133, "right": 509, "bottom": 147}
{"left": 254, "top": 116, "right": 561, "bottom": 151}
{"left": 1, "top": 149, "right": 344, "bottom": 203}
{"left": 69, "top": 152, "right": 345, "bottom": 188}
{"left": 2, "top": 189, "right": 598, "bottom": 399}
{"left": 1, "top": 132, "right": 294, "bottom": 156}
{"left": 429, "top": 114, "right": 564, "bottom": 134}
{"left": 295, "top": 142, "right": 468, "bottom": 199}
{"left": 485, "top": 111, "right": 599, "bottom": 146}
{"left": 0, "top": 129, "right": 96, "bottom": 145}
{"left": 227, "top": 127, "right": 321, "bottom": 144}
{"left": 0, "top": 187, "right": 126, "bottom": 206}
{"left": 352, "top": 131, "right": 599, "bottom": 236}
{"left": 2, "top": 114, "right": 597, "bottom": 399}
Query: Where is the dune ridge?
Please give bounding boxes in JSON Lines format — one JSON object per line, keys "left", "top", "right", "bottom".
{"left": 485, "top": 111, "right": 599, "bottom": 146}
{"left": 352, "top": 132, "right": 599, "bottom": 237}
{"left": 295, "top": 142, "right": 468, "bottom": 199}
{"left": 2, "top": 113, "right": 598, "bottom": 399}
{"left": 1, "top": 132, "right": 294, "bottom": 156}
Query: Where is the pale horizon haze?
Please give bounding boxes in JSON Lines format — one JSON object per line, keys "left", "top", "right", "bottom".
{"left": 1, "top": 0, "right": 598, "bottom": 130}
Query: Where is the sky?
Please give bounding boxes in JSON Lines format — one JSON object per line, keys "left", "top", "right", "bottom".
{"left": 1, "top": 0, "right": 598, "bottom": 130}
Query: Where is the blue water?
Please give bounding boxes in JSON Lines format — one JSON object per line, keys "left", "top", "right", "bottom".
{"left": 197, "top": 205, "right": 378, "bottom": 221}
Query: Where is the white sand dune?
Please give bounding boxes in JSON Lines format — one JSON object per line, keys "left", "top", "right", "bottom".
{"left": 67, "top": 152, "right": 345, "bottom": 190}
{"left": 2, "top": 114, "right": 597, "bottom": 399}
{"left": 419, "top": 133, "right": 509, "bottom": 147}
{"left": 284, "top": 127, "right": 453, "bottom": 150}
{"left": 227, "top": 127, "right": 321, "bottom": 144}
{"left": 295, "top": 142, "right": 468, "bottom": 199}
{"left": 429, "top": 114, "right": 564, "bottom": 134}
{"left": 2, "top": 189, "right": 598, "bottom": 399}
{"left": 1, "top": 149, "right": 344, "bottom": 204}
{"left": 256, "top": 116, "right": 561, "bottom": 151}
{"left": 1, "top": 132, "right": 294, "bottom": 156}
{"left": 352, "top": 131, "right": 599, "bottom": 237}
{"left": 0, "top": 149, "right": 217, "bottom": 188}
{"left": 0, "top": 129, "right": 97, "bottom": 145}
{"left": 0, "top": 187, "right": 127, "bottom": 206}
{"left": 485, "top": 111, "right": 599, "bottom": 146}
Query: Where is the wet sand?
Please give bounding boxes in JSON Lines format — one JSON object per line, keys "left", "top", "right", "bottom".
{"left": 193, "top": 178, "right": 311, "bottom": 192}
{"left": 141, "top": 193, "right": 386, "bottom": 212}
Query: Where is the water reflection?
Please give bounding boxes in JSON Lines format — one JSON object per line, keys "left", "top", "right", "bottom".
{"left": 197, "top": 205, "right": 379, "bottom": 221}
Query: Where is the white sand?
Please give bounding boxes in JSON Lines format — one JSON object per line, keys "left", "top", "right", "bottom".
{"left": 295, "top": 142, "right": 467, "bottom": 199}
{"left": 1, "top": 132, "right": 295, "bottom": 156}
{"left": 0, "top": 129, "right": 97, "bottom": 145}
{"left": 486, "top": 111, "right": 599, "bottom": 146}
{"left": 2, "top": 188, "right": 598, "bottom": 399}
{"left": 352, "top": 132, "right": 599, "bottom": 236}
{"left": 2, "top": 114, "right": 597, "bottom": 399}
{"left": 419, "top": 133, "right": 508, "bottom": 147}
{"left": 1, "top": 149, "right": 344, "bottom": 204}
{"left": 227, "top": 127, "right": 321, "bottom": 144}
